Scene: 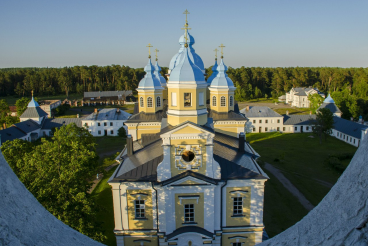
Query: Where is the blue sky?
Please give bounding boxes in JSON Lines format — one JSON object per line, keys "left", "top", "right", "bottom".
{"left": 0, "top": 0, "right": 367, "bottom": 68}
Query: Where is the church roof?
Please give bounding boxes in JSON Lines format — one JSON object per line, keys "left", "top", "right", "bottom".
{"left": 318, "top": 94, "right": 341, "bottom": 114}
{"left": 333, "top": 116, "right": 368, "bottom": 139}
{"left": 20, "top": 107, "right": 48, "bottom": 119}
{"left": 169, "top": 47, "right": 205, "bottom": 83}
{"left": 42, "top": 118, "right": 82, "bottom": 129}
{"left": 283, "top": 115, "right": 317, "bottom": 125}
{"left": 154, "top": 60, "right": 167, "bottom": 87}
{"left": 0, "top": 127, "right": 27, "bottom": 143}
{"left": 323, "top": 94, "right": 335, "bottom": 103}
{"left": 209, "top": 59, "right": 235, "bottom": 88}
{"left": 206, "top": 59, "right": 218, "bottom": 85}
{"left": 137, "top": 59, "right": 163, "bottom": 90}
{"left": 27, "top": 97, "right": 39, "bottom": 107}
{"left": 14, "top": 119, "right": 40, "bottom": 133}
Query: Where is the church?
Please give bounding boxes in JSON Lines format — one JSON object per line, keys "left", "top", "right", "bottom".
{"left": 108, "top": 11, "right": 268, "bottom": 246}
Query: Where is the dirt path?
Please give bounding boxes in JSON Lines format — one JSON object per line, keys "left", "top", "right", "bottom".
{"left": 263, "top": 162, "right": 315, "bottom": 211}
{"left": 88, "top": 162, "right": 119, "bottom": 194}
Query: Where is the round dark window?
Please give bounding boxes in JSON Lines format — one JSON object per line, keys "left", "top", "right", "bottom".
{"left": 182, "top": 150, "right": 195, "bottom": 162}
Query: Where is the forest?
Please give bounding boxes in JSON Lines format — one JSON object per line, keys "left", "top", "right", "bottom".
{"left": 0, "top": 66, "right": 367, "bottom": 120}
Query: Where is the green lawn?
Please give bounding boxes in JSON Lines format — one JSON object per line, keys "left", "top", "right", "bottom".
{"left": 248, "top": 132, "right": 357, "bottom": 206}
{"left": 95, "top": 136, "right": 126, "bottom": 158}
{"left": 273, "top": 107, "right": 311, "bottom": 115}
{"left": 91, "top": 166, "right": 118, "bottom": 246}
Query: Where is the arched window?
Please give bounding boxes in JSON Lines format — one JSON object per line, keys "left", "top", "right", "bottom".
{"left": 221, "top": 96, "right": 226, "bottom": 106}
{"left": 212, "top": 96, "right": 217, "bottom": 106}
{"left": 140, "top": 97, "right": 144, "bottom": 107}
{"left": 147, "top": 97, "right": 153, "bottom": 107}
{"left": 156, "top": 96, "right": 161, "bottom": 107}
{"left": 229, "top": 96, "right": 234, "bottom": 107}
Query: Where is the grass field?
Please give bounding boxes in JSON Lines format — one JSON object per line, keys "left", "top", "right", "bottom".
{"left": 273, "top": 107, "right": 311, "bottom": 115}
{"left": 91, "top": 166, "right": 118, "bottom": 246}
{"left": 247, "top": 132, "right": 357, "bottom": 206}
{"left": 95, "top": 136, "right": 126, "bottom": 158}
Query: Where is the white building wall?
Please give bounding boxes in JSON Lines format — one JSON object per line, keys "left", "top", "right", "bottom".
{"left": 82, "top": 120, "right": 127, "bottom": 137}
{"left": 247, "top": 117, "right": 284, "bottom": 133}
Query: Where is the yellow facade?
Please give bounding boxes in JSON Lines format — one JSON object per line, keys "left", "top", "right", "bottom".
{"left": 175, "top": 193, "right": 204, "bottom": 229}
{"left": 226, "top": 187, "right": 251, "bottom": 226}
{"left": 214, "top": 121, "right": 246, "bottom": 138}
{"left": 127, "top": 189, "right": 154, "bottom": 230}
{"left": 137, "top": 124, "right": 161, "bottom": 139}
{"left": 138, "top": 90, "right": 163, "bottom": 113}
{"left": 210, "top": 90, "right": 235, "bottom": 113}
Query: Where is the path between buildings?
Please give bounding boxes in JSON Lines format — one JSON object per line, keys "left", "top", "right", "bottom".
{"left": 88, "top": 162, "right": 119, "bottom": 194}
{"left": 263, "top": 162, "right": 315, "bottom": 211}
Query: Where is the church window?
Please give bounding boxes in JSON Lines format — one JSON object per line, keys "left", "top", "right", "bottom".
{"left": 199, "top": 92, "right": 204, "bottom": 106}
{"left": 156, "top": 96, "right": 161, "bottom": 107}
{"left": 135, "top": 200, "right": 145, "bottom": 218}
{"left": 184, "top": 93, "right": 191, "bottom": 107}
{"left": 147, "top": 97, "right": 153, "bottom": 107}
{"left": 182, "top": 150, "right": 195, "bottom": 162}
{"left": 184, "top": 204, "right": 194, "bottom": 223}
{"left": 221, "top": 96, "right": 226, "bottom": 107}
{"left": 233, "top": 197, "right": 243, "bottom": 215}
{"left": 212, "top": 96, "right": 217, "bottom": 106}
{"left": 229, "top": 96, "right": 234, "bottom": 107}
{"left": 140, "top": 97, "right": 144, "bottom": 107}
{"left": 171, "top": 93, "right": 177, "bottom": 106}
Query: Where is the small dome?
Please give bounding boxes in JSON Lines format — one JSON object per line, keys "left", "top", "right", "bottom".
{"left": 206, "top": 59, "right": 218, "bottom": 85}
{"left": 179, "top": 31, "right": 195, "bottom": 45}
{"left": 27, "top": 97, "right": 39, "bottom": 107}
{"left": 138, "top": 59, "right": 163, "bottom": 90}
{"left": 154, "top": 60, "right": 167, "bottom": 87}
{"left": 169, "top": 48, "right": 205, "bottom": 83}
{"left": 324, "top": 94, "right": 335, "bottom": 104}
{"left": 210, "top": 59, "right": 235, "bottom": 88}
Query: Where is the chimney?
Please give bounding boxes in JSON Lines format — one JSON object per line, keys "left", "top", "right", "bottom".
{"left": 127, "top": 134, "right": 133, "bottom": 156}
{"left": 94, "top": 108, "right": 98, "bottom": 114}
{"left": 238, "top": 132, "right": 245, "bottom": 153}
{"left": 246, "top": 105, "right": 250, "bottom": 111}
{"left": 286, "top": 110, "right": 289, "bottom": 115}
{"left": 77, "top": 114, "right": 79, "bottom": 118}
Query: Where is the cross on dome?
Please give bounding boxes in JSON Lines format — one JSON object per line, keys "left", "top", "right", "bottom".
{"left": 155, "top": 48, "right": 159, "bottom": 61}
{"left": 183, "top": 9, "right": 190, "bottom": 24}
{"left": 214, "top": 48, "right": 218, "bottom": 59}
{"left": 219, "top": 44, "right": 225, "bottom": 58}
{"left": 146, "top": 43, "right": 153, "bottom": 58}
{"left": 181, "top": 23, "right": 191, "bottom": 47}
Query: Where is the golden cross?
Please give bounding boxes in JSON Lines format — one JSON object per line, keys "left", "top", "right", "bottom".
{"left": 214, "top": 48, "right": 218, "bottom": 59}
{"left": 31, "top": 90, "right": 34, "bottom": 97}
{"left": 155, "top": 48, "right": 159, "bottom": 60}
{"left": 146, "top": 43, "right": 153, "bottom": 58}
{"left": 219, "top": 44, "right": 225, "bottom": 58}
{"left": 181, "top": 23, "right": 191, "bottom": 47}
{"left": 183, "top": 9, "right": 190, "bottom": 23}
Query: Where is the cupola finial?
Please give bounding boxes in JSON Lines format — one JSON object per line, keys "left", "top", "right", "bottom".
{"left": 214, "top": 48, "right": 218, "bottom": 60}
{"left": 146, "top": 43, "right": 153, "bottom": 59}
{"left": 155, "top": 48, "right": 159, "bottom": 61}
{"left": 31, "top": 90, "right": 34, "bottom": 97}
{"left": 181, "top": 23, "right": 191, "bottom": 48}
{"left": 183, "top": 9, "right": 190, "bottom": 24}
{"left": 219, "top": 44, "right": 225, "bottom": 59}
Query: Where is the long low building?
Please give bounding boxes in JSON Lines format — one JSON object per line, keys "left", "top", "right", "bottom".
{"left": 83, "top": 90, "right": 132, "bottom": 106}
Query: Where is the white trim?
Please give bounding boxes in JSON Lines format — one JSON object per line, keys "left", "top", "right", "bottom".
{"left": 167, "top": 108, "right": 207, "bottom": 116}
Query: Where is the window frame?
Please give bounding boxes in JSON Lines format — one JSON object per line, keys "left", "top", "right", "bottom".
{"left": 104, "top": 122, "right": 107, "bottom": 126}
{"left": 220, "top": 96, "right": 226, "bottom": 107}
{"left": 135, "top": 200, "right": 145, "bottom": 219}
{"left": 212, "top": 96, "right": 217, "bottom": 106}
{"left": 184, "top": 93, "right": 192, "bottom": 107}
{"left": 229, "top": 96, "right": 234, "bottom": 107}
{"left": 140, "top": 97, "right": 144, "bottom": 107}
{"left": 184, "top": 204, "right": 195, "bottom": 223}
{"left": 156, "top": 96, "right": 161, "bottom": 107}
{"left": 171, "top": 92, "right": 177, "bottom": 106}
{"left": 233, "top": 197, "right": 243, "bottom": 216}
{"left": 147, "top": 97, "right": 153, "bottom": 108}
{"left": 110, "top": 122, "right": 113, "bottom": 126}
{"left": 198, "top": 92, "right": 204, "bottom": 106}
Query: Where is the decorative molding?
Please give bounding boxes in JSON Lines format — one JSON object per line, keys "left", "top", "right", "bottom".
{"left": 178, "top": 195, "right": 200, "bottom": 204}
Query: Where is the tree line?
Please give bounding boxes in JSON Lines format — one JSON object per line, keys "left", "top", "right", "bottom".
{"left": 1, "top": 66, "right": 367, "bottom": 120}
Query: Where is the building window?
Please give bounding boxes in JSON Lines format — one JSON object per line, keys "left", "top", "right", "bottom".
{"left": 171, "top": 92, "right": 177, "bottom": 106}
{"left": 104, "top": 122, "right": 107, "bottom": 126}
{"left": 147, "top": 97, "right": 153, "bottom": 107}
{"left": 295, "top": 127, "right": 297, "bottom": 131}
{"left": 265, "top": 127, "right": 268, "bottom": 132}
{"left": 221, "top": 96, "right": 226, "bottom": 107}
{"left": 212, "top": 96, "right": 217, "bottom": 106}
{"left": 140, "top": 97, "right": 144, "bottom": 107}
{"left": 259, "top": 120, "right": 262, "bottom": 123}
{"left": 157, "top": 96, "right": 161, "bottom": 107}
{"left": 232, "top": 243, "right": 242, "bottom": 246}
{"left": 354, "top": 139, "right": 356, "bottom": 144}
{"left": 253, "top": 120, "right": 256, "bottom": 123}
{"left": 98, "top": 130, "right": 101, "bottom": 135}
{"left": 253, "top": 127, "right": 256, "bottom": 132}
{"left": 135, "top": 200, "right": 145, "bottom": 218}
{"left": 277, "top": 119, "right": 280, "bottom": 123}
{"left": 97, "top": 122, "right": 100, "bottom": 126}
{"left": 184, "top": 204, "right": 194, "bottom": 223}
{"left": 265, "top": 120, "right": 268, "bottom": 123}
{"left": 111, "top": 130, "right": 114, "bottom": 135}
{"left": 283, "top": 127, "right": 285, "bottom": 131}
{"left": 110, "top": 122, "right": 113, "bottom": 126}
{"left": 233, "top": 197, "right": 243, "bottom": 215}
{"left": 85, "top": 123, "right": 88, "bottom": 126}
{"left": 277, "top": 127, "right": 280, "bottom": 131}
{"left": 199, "top": 92, "right": 204, "bottom": 106}
{"left": 184, "top": 93, "right": 191, "bottom": 107}
{"left": 229, "top": 96, "right": 234, "bottom": 107}
{"left": 306, "top": 126, "right": 309, "bottom": 131}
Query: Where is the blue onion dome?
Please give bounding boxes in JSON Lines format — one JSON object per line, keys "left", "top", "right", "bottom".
{"left": 206, "top": 59, "right": 218, "bottom": 85}
{"left": 138, "top": 59, "right": 163, "bottom": 90}
{"left": 210, "top": 59, "right": 235, "bottom": 88}
{"left": 27, "top": 97, "right": 39, "bottom": 107}
{"left": 154, "top": 60, "right": 167, "bottom": 87}
{"left": 324, "top": 94, "right": 335, "bottom": 103}
{"left": 169, "top": 31, "right": 205, "bottom": 73}
{"left": 169, "top": 47, "right": 205, "bottom": 83}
